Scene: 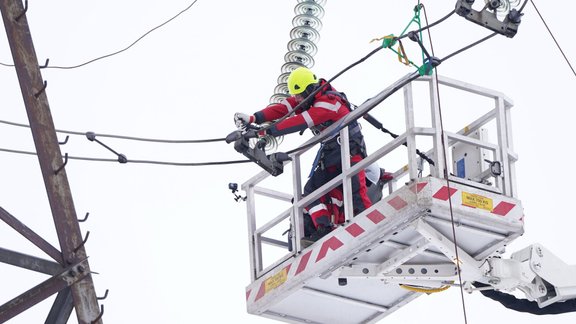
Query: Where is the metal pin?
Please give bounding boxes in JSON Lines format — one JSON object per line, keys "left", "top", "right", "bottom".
{"left": 34, "top": 80, "right": 47, "bottom": 98}
{"left": 73, "top": 231, "right": 90, "bottom": 253}
{"left": 14, "top": 0, "right": 28, "bottom": 21}
{"left": 78, "top": 212, "right": 90, "bottom": 222}
{"left": 97, "top": 289, "right": 109, "bottom": 300}
{"left": 54, "top": 153, "right": 68, "bottom": 175}
{"left": 58, "top": 135, "right": 69, "bottom": 145}
{"left": 91, "top": 304, "right": 104, "bottom": 324}
{"left": 39, "top": 58, "right": 50, "bottom": 69}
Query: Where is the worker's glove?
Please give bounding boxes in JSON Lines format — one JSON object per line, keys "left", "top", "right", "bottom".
{"left": 234, "top": 112, "right": 255, "bottom": 129}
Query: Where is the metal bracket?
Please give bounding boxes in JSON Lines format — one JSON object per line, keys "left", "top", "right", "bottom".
{"left": 414, "top": 218, "right": 488, "bottom": 279}
{"left": 455, "top": 0, "right": 523, "bottom": 38}
{"left": 226, "top": 130, "right": 291, "bottom": 176}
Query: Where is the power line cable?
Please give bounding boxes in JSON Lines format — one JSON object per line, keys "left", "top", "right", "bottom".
{"left": 422, "top": 4, "right": 468, "bottom": 324}
{"left": 0, "top": 147, "right": 250, "bottom": 166}
{"left": 0, "top": 0, "right": 199, "bottom": 69}
{"left": 529, "top": 0, "right": 576, "bottom": 77}
{"left": 0, "top": 118, "right": 224, "bottom": 143}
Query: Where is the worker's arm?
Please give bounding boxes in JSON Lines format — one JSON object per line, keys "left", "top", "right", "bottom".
{"left": 264, "top": 96, "right": 342, "bottom": 137}
{"left": 253, "top": 97, "right": 299, "bottom": 124}
{"left": 234, "top": 98, "right": 299, "bottom": 129}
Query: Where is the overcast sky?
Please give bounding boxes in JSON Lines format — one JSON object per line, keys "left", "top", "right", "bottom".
{"left": 1, "top": 1, "right": 575, "bottom": 323}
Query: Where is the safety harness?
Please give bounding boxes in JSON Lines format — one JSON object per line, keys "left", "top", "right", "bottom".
{"left": 308, "top": 85, "right": 367, "bottom": 174}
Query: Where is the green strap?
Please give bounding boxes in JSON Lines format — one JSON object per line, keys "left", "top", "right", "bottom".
{"left": 386, "top": 1, "right": 434, "bottom": 75}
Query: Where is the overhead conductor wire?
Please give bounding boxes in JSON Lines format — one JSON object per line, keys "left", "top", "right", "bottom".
{"left": 0, "top": 146, "right": 250, "bottom": 166}
{"left": 421, "top": 4, "right": 468, "bottom": 323}
{"left": 0, "top": 119, "right": 225, "bottom": 143}
{"left": 0, "top": 119, "right": 246, "bottom": 166}
{"left": 0, "top": 1, "right": 199, "bottom": 69}
{"left": 421, "top": 1, "right": 530, "bottom": 322}
{"left": 529, "top": 0, "right": 576, "bottom": 77}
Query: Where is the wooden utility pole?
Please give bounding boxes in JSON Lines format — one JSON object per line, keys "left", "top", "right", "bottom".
{"left": 0, "top": 1, "right": 103, "bottom": 323}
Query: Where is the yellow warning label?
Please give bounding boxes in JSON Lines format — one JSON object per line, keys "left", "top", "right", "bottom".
{"left": 264, "top": 268, "right": 288, "bottom": 293}
{"left": 462, "top": 191, "right": 493, "bottom": 212}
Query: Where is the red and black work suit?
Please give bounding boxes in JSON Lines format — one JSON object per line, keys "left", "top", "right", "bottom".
{"left": 253, "top": 80, "right": 372, "bottom": 234}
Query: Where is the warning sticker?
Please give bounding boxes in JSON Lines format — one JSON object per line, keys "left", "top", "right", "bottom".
{"left": 264, "top": 268, "right": 288, "bottom": 293}
{"left": 462, "top": 191, "right": 493, "bottom": 212}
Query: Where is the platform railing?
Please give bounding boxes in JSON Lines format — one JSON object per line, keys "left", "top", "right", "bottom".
{"left": 242, "top": 73, "right": 517, "bottom": 281}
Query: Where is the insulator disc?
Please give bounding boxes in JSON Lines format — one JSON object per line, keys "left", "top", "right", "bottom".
{"left": 287, "top": 38, "right": 318, "bottom": 56}
{"left": 270, "top": 0, "right": 324, "bottom": 104}
{"left": 249, "top": 133, "right": 282, "bottom": 153}
{"left": 294, "top": 1, "right": 325, "bottom": 19}
{"left": 284, "top": 50, "right": 315, "bottom": 67}
{"left": 274, "top": 83, "right": 290, "bottom": 96}
{"left": 290, "top": 26, "right": 320, "bottom": 43}
{"left": 297, "top": 0, "right": 327, "bottom": 6}
{"left": 292, "top": 14, "right": 323, "bottom": 31}
{"left": 485, "top": 0, "right": 509, "bottom": 12}
{"left": 270, "top": 93, "right": 290, "bottom": 104}
{"left": 281, "top": 61, "right": 307, "bottom": 73}
{"left": 277, "top": 72, "right": 291, "bottom": 85}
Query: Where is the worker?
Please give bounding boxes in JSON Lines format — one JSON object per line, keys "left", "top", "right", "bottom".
{"left": 234, "top": 67, "right": 374, "bottom": 244}
{"left": 473, "top": 282, "right": 576, "bottom": 315}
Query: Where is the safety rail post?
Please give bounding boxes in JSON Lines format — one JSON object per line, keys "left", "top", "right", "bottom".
{"left": 403, "top": 81, "right": 419, "bottom": 181}
{"left": 245, "top": 182, "right": 259, "bottom": 282}
{"left": 495, "top": 96, "right": 513, "bottom": 197}
{"left": 504, "top": 97, "right": 518, "bottom": 198}
{"left": 339, "top": 126, "right": 354, "bottom": 222}
{"left": 428, "top": 75, "right": 446, "bottom": 179}
{"left": 291, "top": 150, "right": 305, "bottom": 252}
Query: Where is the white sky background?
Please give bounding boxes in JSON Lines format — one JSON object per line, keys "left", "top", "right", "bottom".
{"left": 1, "top": 0, "right": 575, "bottom": 323}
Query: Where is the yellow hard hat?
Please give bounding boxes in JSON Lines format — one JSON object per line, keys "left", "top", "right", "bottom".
{"left": 287, "top": 67, "right": 318, "bottom": 95}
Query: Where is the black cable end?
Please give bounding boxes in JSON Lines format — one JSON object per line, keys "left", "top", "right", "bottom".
{"left": 428, "top": 56, "right": 442, "bottom": 67}
{"left": 507, "top": 9, "right": 523, "bottom": 24}
{"left": 225, "top": 130, "right": 242, "bottom": 144}
{"left": 86, "top": 131, "right": 96, "bottom": 141}
{"left": 118, "top": 154, "right": 128, "bottom": 164}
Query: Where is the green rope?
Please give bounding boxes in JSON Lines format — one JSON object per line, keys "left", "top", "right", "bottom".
{"left": 381, "top": 1, "right": 433, "bottom": 76}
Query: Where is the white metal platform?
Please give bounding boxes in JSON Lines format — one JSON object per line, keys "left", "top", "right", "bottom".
{"left": 241, "top": 73, "right": 521, "bottom": 324}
